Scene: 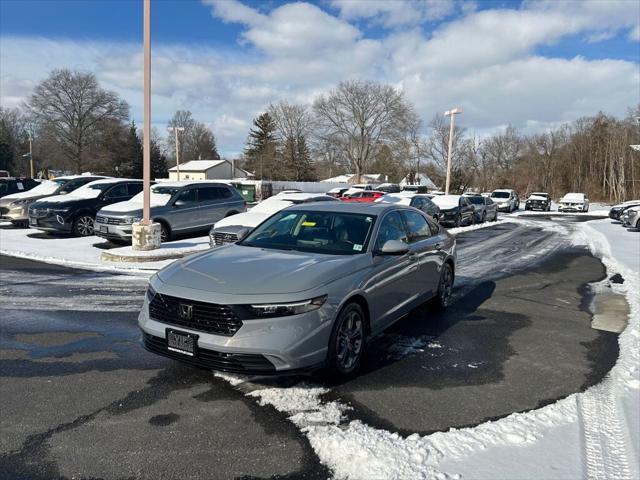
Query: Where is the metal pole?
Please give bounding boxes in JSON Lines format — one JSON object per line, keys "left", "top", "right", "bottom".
{"left": 29, "top": 135, "right": 34, "bottom": 178}
{"left": 142, "top": 0, "right": 151, "bottom": 225}
{"left": 445, "top": 113, "right": 455, "bottom": 194}
{"left": 175, "top": 128, "right": 180, "bottom": 181}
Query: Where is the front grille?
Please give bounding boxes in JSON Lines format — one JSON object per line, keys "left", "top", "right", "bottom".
{"left": 95, "top": 215, "right": 123, "bottom": 225}
{"left": 213, "top": 231, "right": 238, "bottom": 246}
{"left": 29, "top": 208, "right": 48, "bottom": 218}
{"left": 0, "top": 207, "right": 8, "bottom": 215}
{"left": 143, "top": 333, "right": 275, "bottom": 374}
{"left": 149, "top": 292, "right": 242, "bottom": 336}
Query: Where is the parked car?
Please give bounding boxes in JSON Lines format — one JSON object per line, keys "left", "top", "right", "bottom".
{"left": 463, "top": 194, "right": 498, "bottom": 222}
{"left": 0, "top": 175, "right": 105, "bottom": 227}
{"left": 558, "top": 193, "right": 589, "bottom": 212}
{"left": 0, "top": 177, "right": 39, "bottom": 199}
{"left": 524, "top": 192, "right": 552, "bottom": 211}
{"left": 608, "top": 200, "right": 640, "bottom": 220}
{"left": 622, "top": 206, "right": 640, "bottom": 229}
{"left": 377, "top": 192, "right": 441, "bottom": 222}
{"left": 341, "top": 190, "right": 385, "bottom": 203}
{"left": 376, "top": 183, "right": 401, "bottom": 193}
{"left": 430, "top": 195, "right": 475, "bottom": 227}
{"left": 0, "top": 170, "right": 10, "bottom": 178}
{"left": 28, "top": 178, "right": 143, "bottom": 236}
{"left": 140, "top": 202, "right": 456, "bottom": 378}
{"left": 95, "top": 181, "right": 246, "bottom": 243}
{"left": 327, "top": 187, "right": 349, "bottom": 198}
{"left": 209, "top": 192, "right": 339, "bottom": 247}
{"left": 480, "top": 192, "right": 492, "bottom": 198}
{"left": 401, "top": 185, "right": 430, "bottom": 194}
{"left": 351, "top": 183, "right": 373, "bottom": 190}
{"left": 490, "top": 189, "right": 519, "bottom": 212}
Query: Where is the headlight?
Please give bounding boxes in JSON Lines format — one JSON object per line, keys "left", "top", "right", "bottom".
{"left": 123, "top": 216, "right": 141, "bottom": 224}
{"left": 146, "top": 284, "right": 157, "bottom": 302}
{"left": 243, "top": 295, "right": 327, "bottom": 318}
{"left": 9, "top": 199, "right": 30, "bottom": 207}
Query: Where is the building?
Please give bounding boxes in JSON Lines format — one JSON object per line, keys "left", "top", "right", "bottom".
{"left": 321, "top": 173, "right": 384, "bottom": 184}
{"left": 168, "top": 160, "right": 250, "bottom": 181}
{"left": 400, "top": 173, "right": 437, "bottom": 190}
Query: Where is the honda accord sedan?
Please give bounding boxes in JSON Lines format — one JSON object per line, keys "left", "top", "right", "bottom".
{"left": 140, "top": 203, "right": 456, "bottom": 378}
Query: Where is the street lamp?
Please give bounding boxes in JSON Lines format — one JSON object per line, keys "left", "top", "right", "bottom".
{"left": 21, "top": 134, "right": 34, "bottom": 178}
{"left": 167, "top": 126, "right": 185, "bottom": 180}
{"left": 444, "top": 107, "right": 463, "bottom": 194}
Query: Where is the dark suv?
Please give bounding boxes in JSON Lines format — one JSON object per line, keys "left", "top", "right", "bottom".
{"left": 29, "top": 179, "right": 143, "bottom": 236}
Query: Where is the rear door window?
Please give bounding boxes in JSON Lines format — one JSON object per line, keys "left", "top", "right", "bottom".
{"left": 104, "top": 184, "right": 129, "bottom": 199}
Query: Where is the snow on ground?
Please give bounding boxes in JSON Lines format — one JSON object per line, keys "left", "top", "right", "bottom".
{"left": 0, "top": 226, "right": 209, "bottom": 275}
{"left": 447, "top": 218, "right": 510, "bottom": 235}
{"left": 215, "top": 217, "right": 639, "bottom": 480}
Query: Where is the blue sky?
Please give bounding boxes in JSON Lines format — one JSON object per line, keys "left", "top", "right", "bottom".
{"left": 1, "top": 0, "right": 639, "bottom": 156}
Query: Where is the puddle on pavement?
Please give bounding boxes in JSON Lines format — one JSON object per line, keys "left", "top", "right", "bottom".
{"left": 585, "top": 276, "right": 630, "bottom": 334}
{"left": 13, "top": 331, "right": 102, "bottom": 346}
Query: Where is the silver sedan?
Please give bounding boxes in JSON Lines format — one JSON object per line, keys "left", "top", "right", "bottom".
{"left": 139, "top": 203, "right": 456, "bottom": 378}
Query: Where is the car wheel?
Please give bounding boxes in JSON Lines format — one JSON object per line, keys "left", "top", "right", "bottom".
{"left": 436, "top": 263, "right": 454, "bottom": 309}
{"left": 327, "top": 302, "right": 366, "bottom": 378}
{"left": 481, "top": 212, "right": 486, "bottom": 223}
{"left": 159, "top": 222, "right": 171, "bottom": 243}
{"left": 72, "top": 215, "right": 95, "bottom": 237}
{"left": 454, "top": 214, "right": 461, "bottom": 227}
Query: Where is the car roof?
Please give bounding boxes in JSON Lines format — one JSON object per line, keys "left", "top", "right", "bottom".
{"left": 273, "top": 192, "right": 330, "bottom": 201}
{"left": 84, "top": 178, "right": 142, "bottom": 186}
{"left": 492, "top": 189, "right": 514, "bottom": 192}
{"left": 56, "top": 174, "right": 107, "bottom": 181}
{"left": 285, "top": 201, "right": 402, "bottom": 215}
{"left": 152, "top": 180, "right": 231, "bottom": 188}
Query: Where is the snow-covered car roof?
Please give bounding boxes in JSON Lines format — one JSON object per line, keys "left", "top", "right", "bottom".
{"left": 612, "top": 199, "right": 640, "bottom": 208}
{"left": 431, "top": 195, "right": 461, "bottom": 208}
{"left": 527, "top": 195, "right": 549, "bottom": 201}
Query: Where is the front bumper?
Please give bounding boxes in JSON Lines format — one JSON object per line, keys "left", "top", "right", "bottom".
{"left": 496, "top": 203, "right": 511, "bottom": 212}
{"left": 138, "top": 284, "right": 334, "bottom": 374}
{"left": 558, "top": 204, "right": 584, "bottom": 212}
{"left": 28, "top": 212, "right": 73, "bottom": 232}
{"left": 525, "top": 201, "right": 549, "bottom": 210}
{"left": 94, "top": 223, "right": 132, "bottom": 241}
{"left": 0, "top": 204, "right": 29, "bottom": 221}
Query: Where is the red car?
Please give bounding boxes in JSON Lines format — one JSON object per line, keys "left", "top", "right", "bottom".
{"left": 340, "top": 190, "right": 385, "bottom": 202}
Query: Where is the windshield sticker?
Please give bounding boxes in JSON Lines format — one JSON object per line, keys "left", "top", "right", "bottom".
{"left": 353, "top": 244, "right": 363, "bottom": 251}
{"left": 17, "top": 182, "right": 23, "bottom": 190}
{"left": 301, "top": 221, "right": 316, "bottom": 227}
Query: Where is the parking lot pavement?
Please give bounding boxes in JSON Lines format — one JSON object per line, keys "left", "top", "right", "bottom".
{"left": 0, "top": 258, "right": 328, "bottom": 480}
{"left": 0, "top": 216, "right": 623, "bottom": 479}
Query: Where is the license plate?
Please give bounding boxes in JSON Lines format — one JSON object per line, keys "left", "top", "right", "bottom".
{"left": 166, "top": 329, "right": 197, "bottom": 357}
{"left": 99, "top": 225, "right": 108, "bottom": 233}
{"left": 29, "top": 218, "right": 38, "bottom": 226}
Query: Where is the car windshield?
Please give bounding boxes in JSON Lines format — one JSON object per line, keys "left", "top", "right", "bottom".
{"left": 431, "top": 195, "right": 460, "bottom": 208}
{"left": 68, "top": 182, "right": 114, "bottom": 199}
{"left": 491, "top": 191, "right": 510, "bottom": 199}
{"left": 130, "top": 185, "right": 180, "bottom": 206}
{"left": 24, "top": 179, "right": 63, "bottom": 195}
{"left": 466, "top": 196, "right": 485, "bottom": 205}
{"left": 240, "top": 210, "right": 376, "bottom": 255}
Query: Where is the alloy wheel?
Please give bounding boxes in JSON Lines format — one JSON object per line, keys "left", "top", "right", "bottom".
{"left": 336, "top": 310, "right": 364, "bottom": 371}
{"left": 439, "top": 264, "right": 453, "bottom": 308}
{"left": 76, "top": 216, "right": 94, "bottom": 236}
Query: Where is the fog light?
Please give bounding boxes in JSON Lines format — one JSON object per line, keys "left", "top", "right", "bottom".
{"left": 56, "top": 215, "right": 64, "bottom": 224}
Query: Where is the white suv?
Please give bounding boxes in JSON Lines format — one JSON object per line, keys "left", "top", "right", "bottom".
{"left": 490, "top": 189, "right": 519, "bottom": 212}
{"left": 558, "top": 193, "right": 589, "bottom": 212}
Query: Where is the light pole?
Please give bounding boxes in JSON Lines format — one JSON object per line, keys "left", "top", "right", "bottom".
{"left": 167, "top": 126, "right": 185, "bottom": 180}
{"left": 444, "top": 107, "right": 462, "bottom": 194}
{"left": 142, "top": 0, "right": 151, "bottom": 226}
{"left": 21, "top": 134, "right": 34, "bottom": 178}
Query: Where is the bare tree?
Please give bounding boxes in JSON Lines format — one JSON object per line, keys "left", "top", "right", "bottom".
{"left": 29, "top": 69, "right": 129, "bottom": 173}
{"left": 313, "top": 80, "right": 418, "bottom": 183}
{"left": 167, "top": 110, "right": 219, "bottom": 161}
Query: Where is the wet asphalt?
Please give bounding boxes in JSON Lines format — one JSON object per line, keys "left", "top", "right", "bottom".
{"left": 0, "top": 215, "right": 622, "bottom": 479}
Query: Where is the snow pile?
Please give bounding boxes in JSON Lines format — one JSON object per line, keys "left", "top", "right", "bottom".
{"left": 447, "top": 218, "right": 510, "bottom": 235}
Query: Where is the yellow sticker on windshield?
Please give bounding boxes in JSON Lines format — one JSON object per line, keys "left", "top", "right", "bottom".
{"left": 301, "top": 221, "right": 316, "bottom": 227}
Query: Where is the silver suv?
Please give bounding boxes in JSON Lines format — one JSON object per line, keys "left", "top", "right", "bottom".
{"left": 96, "top": 181, "right": 246, "bottom": 243}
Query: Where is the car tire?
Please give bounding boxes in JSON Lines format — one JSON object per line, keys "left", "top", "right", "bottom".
{"left": 481, "top": 212, "right": 486, "bottom": 223}
{"left": 326, "top": 302, "right": 366, "bottom": 378}
{"left": 454, "top": 214, "right": 461, "bottom": 227}
{"left": 493, "top": 211, "right": 498, "bottom": 221}
{"left": 435, "top": 263, "right": 454, "bottom": 309}
{"left": 72, "top": 214, "right": 95, "bottom": 237}
{"left": 158, "top": 222, "right": 171, "bottom": 243}
{"left": 11, "top": 220, "right": 28, "bottom": 228}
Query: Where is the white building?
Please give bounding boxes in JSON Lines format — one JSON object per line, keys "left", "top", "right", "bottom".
{"left": 168, "top": 160, "right": 250, "bottom": 181}
{"left": 400, "top": 173, "right": 437, "bottom": 190}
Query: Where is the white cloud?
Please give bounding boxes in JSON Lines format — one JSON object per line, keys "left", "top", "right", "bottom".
{"left": 629, "top": 25, "right": 640, "bottom": 42}
{"left": 329, "top": 0, "right": 456, "bottom": 27}
{"left": 1, "top": 0, "right": 638, "bottom": 157}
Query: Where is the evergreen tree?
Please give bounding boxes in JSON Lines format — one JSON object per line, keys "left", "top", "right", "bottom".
{"left": 244, "top": 112, "right": 280, "bottom": 180}
{"left": 150, "top": 138, "right": 168, "bottom": 179}
{"left": 126, "top": 122, "right": 144, "bottom": 178}
{"left": 288, "top": 134, "right": 316, "bottom": 181}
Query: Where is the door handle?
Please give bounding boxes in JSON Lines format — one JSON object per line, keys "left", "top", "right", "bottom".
{"left": 408, "top": 253, "right": 418, "bottom": 262}
{"left": 435, "top": 243, "right": 443, "bottom": 250}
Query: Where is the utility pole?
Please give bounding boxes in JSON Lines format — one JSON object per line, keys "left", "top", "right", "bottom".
{"left": 29, "top": 134, "right": 34, "bottom": 178}
{"left": 444, "top": 107, "right": 463, "bottom": 194}
{"left": 167, "top": 126, "right": 185, "bottom": 180}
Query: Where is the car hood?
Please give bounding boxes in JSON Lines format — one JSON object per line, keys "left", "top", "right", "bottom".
{"left": 31, "top": 196, "right": 95, "bottom": 209}
{"left": 214, "top": 211, "right": 270, "bottom": 229}
{"left": 527, "top": 195, "right": 548, "bottom": 201}
{"left": 157, "top": 244, "right": 365, "bottom": 295}
{"left": 0, "top": 191, "right": 51, "bottom": 205}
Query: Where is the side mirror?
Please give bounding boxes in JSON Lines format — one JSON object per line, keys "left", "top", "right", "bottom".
{"left": 378, "top": 239, "right": 409, "bottom": 256}
{"left": 173, "top": 200, "right": 186, "bottom": 208}
{"left": 236, "top": 228, "right": 250, "bottom": 242}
